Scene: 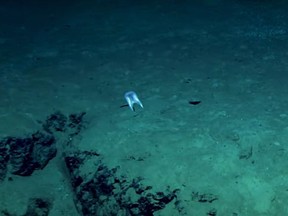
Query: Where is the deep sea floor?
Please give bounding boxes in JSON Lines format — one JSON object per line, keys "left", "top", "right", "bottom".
{"left": 1, "top": 0, "right": 288, "bottom": 215}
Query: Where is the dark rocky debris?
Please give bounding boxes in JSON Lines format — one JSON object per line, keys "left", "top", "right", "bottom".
{"left": 68, "top": 112, "right": 87, "bottom": 136}
{"left": 0, "top": 131, "right": 56, "bottom": 178}
{"left": 42, "top": 111, "right": 67, "bottom": 133}
{"left": 65, "top": 151, "right": 179, "bottom": 216}
{"left": 23, "top": 198, "right": 52, "bottom": 216}
{"left": 43, "top": 111, "right": 86, "bottom": 136}
{"left": 0, "top": 139, "right": 9, "bottom": 181}
{"left": 0, "top": 111, "right": 87, "bottom": 180}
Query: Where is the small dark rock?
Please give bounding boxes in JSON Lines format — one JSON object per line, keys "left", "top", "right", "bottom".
{"left": 68, "top": 112, "right": 86, "bottom": 136}
{"left": 23, "top": 198, "right": 52, "bottom": 216}
{"left": 239, "top": 146, "right": 253, "bottom": 160}
{"left": 207, "top": 208, "right": 217, "bottom": 216}
{"left": 192, "top": 192, "right": 218, "bottom": 203}
{"left": 43, "top": 111, "right": 67, "bottom": 133}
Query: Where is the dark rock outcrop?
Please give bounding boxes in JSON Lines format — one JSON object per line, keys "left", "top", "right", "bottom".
{"left": 64, "top": 151, "right": 178, "bottom": 216}
{"left": 0, "top": 111, "right": 86, "bottom": 180}
{"left": 0, "top": 131, "right": 56, "bottom": 178}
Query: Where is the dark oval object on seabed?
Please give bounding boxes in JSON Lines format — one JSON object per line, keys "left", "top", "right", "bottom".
{"left": 189, "top": 101, "right": 201, "bottom": 105}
